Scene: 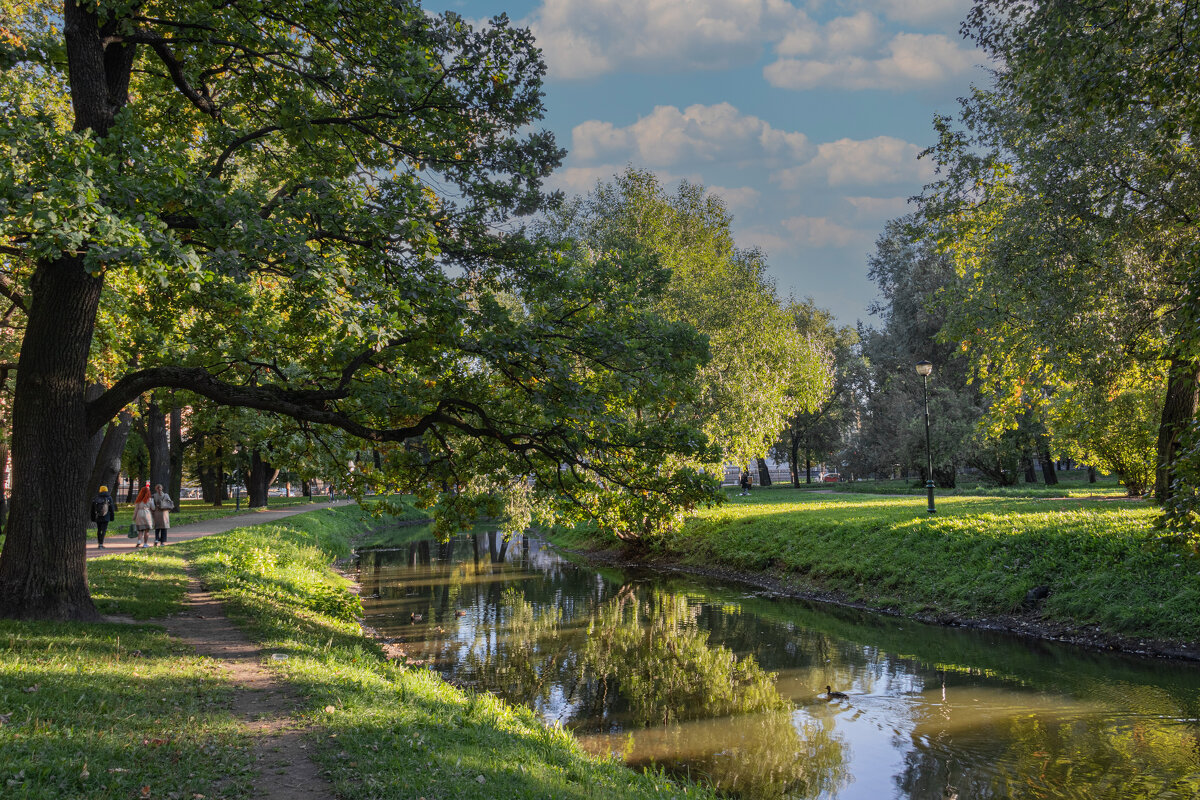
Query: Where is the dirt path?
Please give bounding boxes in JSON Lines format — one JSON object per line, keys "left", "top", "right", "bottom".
{"left": 160, "top": 572, "right": 337, "bottom": 800}
{"left": 87, "top": 500, "right": 354, "bottom": 560}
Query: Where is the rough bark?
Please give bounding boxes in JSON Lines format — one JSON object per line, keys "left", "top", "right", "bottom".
{"left": 87, "top": 409, "right": 132, "bottom": 499}
{"left": 169, "top": 403, "right": 183, "bottom": 502}
{"left": 755, "top": 457, "right": 772, "bottom": 487}
{"left": 788, "top": 434, "right": 801, "bottom": 488}
{"left": 0, "top": 254, "right": 105, "bottom": 620}
{"left": 81, "top": 383, "right": 107, "bottom": 504}
{"left": 248, "top": 450, "right": 278, "bottom": 508}
{"left": 1088, "top": 465, "right": 1097, "bottom": 483}
{"left": 0, "top": 443, "right": 8, "bottom": 534}
{"left": 147, "top": 398, "right": 169, "bottom": 490}
{"left": 1155, "top": 356, "right": 1200, "bottom": 503}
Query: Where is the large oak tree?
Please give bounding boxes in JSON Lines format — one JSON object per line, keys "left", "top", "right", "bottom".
{"left": 0, "top": 1, "right": 719, "bottom": 620}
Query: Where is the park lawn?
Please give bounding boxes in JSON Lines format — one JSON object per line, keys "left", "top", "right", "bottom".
{"left": 173, "top": 506, "right": 716, "bottom": 800}
{"left": 0, "top": 547, "right": 254, "bottom": 800}
{"left": 639, "top": 489, "right": 1200, "bottom": 642}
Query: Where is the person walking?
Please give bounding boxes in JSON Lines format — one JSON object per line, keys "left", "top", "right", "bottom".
{"left": 90, "top": 485, "right": 116, "bottom": 548}
{"left": 133, "top": 484, "right": 153, "bottom": 548}
{"left": 150, "top": 483, "right": 173, "bottom": 546}
{"left": 739, "top": 469, "right": 752, "bottom": 496}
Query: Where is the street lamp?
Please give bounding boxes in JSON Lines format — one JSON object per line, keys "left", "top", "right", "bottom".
{"left": 915, "top": 360, "right": 936, "bottom": 514}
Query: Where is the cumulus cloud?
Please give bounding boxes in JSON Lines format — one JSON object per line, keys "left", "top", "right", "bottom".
{"left": 530, "top": 0, "right": 811, "bottom": 79}
{"left": 774, "top": 136, "right": 933, "bottom": 188}
{"left": 781, "top": 216, "right": 862, "bottom": 248}
{"left": 571, "top": 103, "right": 813, "bottom": 168}
{"left": 765, "top": 30, "right": 980, "bottom": 90}
{"left": 845, "top": 195, "right": 912, "bottom": 220}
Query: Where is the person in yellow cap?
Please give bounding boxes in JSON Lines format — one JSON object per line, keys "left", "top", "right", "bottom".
{"left": 90, "top": 485, "right": 116, "bottom": 548}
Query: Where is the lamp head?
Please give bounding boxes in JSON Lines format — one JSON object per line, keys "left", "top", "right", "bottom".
{"left": 915, "top": 360, "right": 933, "bottom": 377}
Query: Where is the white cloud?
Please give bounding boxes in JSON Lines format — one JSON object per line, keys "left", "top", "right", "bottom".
{"left": 530, "top": 0, "right": 811, "bottom": 79}
{"left": 765, "top": 30, "right": 981, "bottom": 90}
{"left": 710, "top": 185, "right": 761, "bottom": 210}
{"left": 774, "top": 136, "right": 933, "bottom": 188}
{"left": 571, "top": 103, "right": 813, "bottom": 168}
{"left": 781, "top": 216, "right": 861, "bottom": 247}
{"left": 845, "top": 195, "right": 912, "bottom": 220}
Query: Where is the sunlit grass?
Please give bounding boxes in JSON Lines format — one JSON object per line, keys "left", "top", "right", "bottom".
{"left": 637, "top": 489, "right": 1200, "bottom": 641}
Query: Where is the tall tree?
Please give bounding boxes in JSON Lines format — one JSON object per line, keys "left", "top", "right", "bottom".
{"left": 0, "top": 1, "right": 718, "bottom": 619}
{"left": 542, "top": 168, "right": 831, "bottom": 468}
{"left": 925, "top": 0, "right": 1200, "bottom": 505}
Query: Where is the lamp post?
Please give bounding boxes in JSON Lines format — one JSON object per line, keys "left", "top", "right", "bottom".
{"left": 916, "top": 360, "right": 936, "bottom": 514}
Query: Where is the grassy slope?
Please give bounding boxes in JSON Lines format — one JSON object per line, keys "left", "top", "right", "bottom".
{"left": 0, "top": 506, "right": 710, "bottom": 800}
{"left": 628, "top": 489, "right": 1199, "bottom": 642}
{"left": 1, "top": 548, "right": 252, "bottom": 800}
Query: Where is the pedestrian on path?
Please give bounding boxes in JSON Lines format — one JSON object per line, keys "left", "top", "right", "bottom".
{"left": 90, "top": 485, "right": 115, "bottom": 548}
{"left": 133, "top": 484, "right": 153, "bottom": 548}
{"left": 151, "top": 483, "right": 174, "bottom": 546}
{"left": 739, "top": 470, "right": 752, "bottom": 496}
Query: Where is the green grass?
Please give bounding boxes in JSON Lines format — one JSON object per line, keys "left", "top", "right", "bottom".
{"left": 610, "top": 488, "right": 1200, "bottom": 642}
{"left": 1, "top": 549, "right": 252, "bottom": 800}
{"left": 818, "top": 469, "right": 1131, "bottom": 498}
{"left": 173, "top": 506, "right": 715, "bottom": 800}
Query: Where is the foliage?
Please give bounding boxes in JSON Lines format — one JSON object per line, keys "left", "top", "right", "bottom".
{"left": 541, "top": 168, "right": 831, "bottom": 466}
{"left": 1048, "top": 369, "right": 1164, "bottom": 496}
{"left": 923, "top": 0, "right": 1200, "bottom": 508}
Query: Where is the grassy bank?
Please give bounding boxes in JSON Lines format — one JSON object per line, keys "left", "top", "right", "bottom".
{"left": 565, "top": 489, "right": 1199, "bottom": 644}
{"left": 0, "top": 547, "right": 252, "bottom": 800}
{"left": 3, "top": 506, "right": 712, "bottom": 799}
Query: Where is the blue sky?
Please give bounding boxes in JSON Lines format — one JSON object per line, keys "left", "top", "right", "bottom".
{"left": 433, "top": 0, "right": 991, "bottom": 325}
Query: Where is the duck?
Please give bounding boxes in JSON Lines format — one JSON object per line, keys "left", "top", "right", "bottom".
{"left": 410, "top": 612, "right": 423, "bottom": 623}
{"left": 455, "top": 610, "right": 467, "bottom": 617}
{"left": 825, "top": 685, "right": 849, "bottom": 700}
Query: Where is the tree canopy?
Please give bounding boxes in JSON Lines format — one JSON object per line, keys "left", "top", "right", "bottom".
{"left": 0, "top": 1, "right": 721, "bottom": 619}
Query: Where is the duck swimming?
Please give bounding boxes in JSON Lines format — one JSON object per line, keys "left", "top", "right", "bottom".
{"left": 825, "top": 685, "right": 849, "bottom": 700}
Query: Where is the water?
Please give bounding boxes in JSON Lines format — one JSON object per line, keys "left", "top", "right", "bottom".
{"left": 358, "top": 529, "right": 1200, "bottom": 799}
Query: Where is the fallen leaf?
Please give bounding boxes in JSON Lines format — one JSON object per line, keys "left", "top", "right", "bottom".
{"left": 476, "top": 775, "right": 486, "bottom": 784}
{"left": 22, "top": 685, "right": 38, "bottom": 693}
{"left": 323, "top": 705, "right": 336, "bottom": 713}
{"left": 141, "top": 786, "right": 151, "bottom": 797}
{"left": 80, "top": 763, "right": 89, "bottom": 780}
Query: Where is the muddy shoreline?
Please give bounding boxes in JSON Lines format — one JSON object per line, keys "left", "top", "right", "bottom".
{"left": 556, "top": 540, "right": 1200, "bottom": 664}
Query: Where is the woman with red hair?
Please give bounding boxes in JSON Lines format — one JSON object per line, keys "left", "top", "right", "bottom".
{"left": 133, "top": 484, "right": 153, "bottom": 548}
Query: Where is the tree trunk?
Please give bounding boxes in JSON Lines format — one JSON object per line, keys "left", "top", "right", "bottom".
{"left": 788, "top": 434, "right": 801, "bottom": 487}
{"left": 1023, "top": 455, "right": 1037, "bottom": 483}
{"left": 169, "top": 403, "right": 183, "bottom": 503}
{"left": 756, "top": 457, "right": 772, "bottom": 487}
{"left": 87, "top": 409, "right": 132, "bottom": 500}
{"left": 1039, "top": 446, "right": 1058, "bottom": 486}
{"left": 247, "top": 450, "right": 279, "bottom": 508}
{"left": 0, "top": 443, "right": 8, "bottom": 534}
{"left": 147, "top": 398, "right": 169, "bottom": 491}
{"left": 1088, "top": 465, "right": 1097, "bottom": 483}
{"left": 1155, "top": 356, "right": 1200, "bottom": 503}
{"left": 81, "top": 383, "right": 107, "bottom": 504}
{"left": 0, "top": 255, "right": 105, "bottom": 620}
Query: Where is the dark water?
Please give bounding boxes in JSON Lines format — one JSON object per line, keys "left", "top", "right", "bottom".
{"left": 358, "top": 530, "right": 1200, "bottom": 800}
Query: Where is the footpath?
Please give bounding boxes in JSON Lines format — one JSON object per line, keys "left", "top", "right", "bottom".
{"left": 86, "top": 500, "right": 356, "bottom": 560}
{"left": 89, "top": 501, "right": 356, "bottom": 799}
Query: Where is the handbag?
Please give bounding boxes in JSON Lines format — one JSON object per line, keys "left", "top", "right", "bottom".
{"left": 127, "top": 523, "right": 137, "bottom": 539}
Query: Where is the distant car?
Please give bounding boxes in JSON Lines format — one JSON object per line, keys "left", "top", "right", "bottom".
{"left": 822, "top": 473, "right": 840, "bottom": 483}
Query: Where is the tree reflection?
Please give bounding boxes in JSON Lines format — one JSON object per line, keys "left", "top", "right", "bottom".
{"left": 455, "top": 582, "right": 848, "bottom": 799}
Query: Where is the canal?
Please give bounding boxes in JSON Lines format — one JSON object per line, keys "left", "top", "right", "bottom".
{"left": 358, "top": 529, "right": 1200, "bottom": 799}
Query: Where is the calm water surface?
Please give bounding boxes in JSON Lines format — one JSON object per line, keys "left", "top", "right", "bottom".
{"left": 358, "top": 530, "right": 1200, "bottom": 800}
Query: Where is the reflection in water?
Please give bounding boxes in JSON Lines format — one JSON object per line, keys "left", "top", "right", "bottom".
{"left": 359, "top": 530, "right": 1200, "bottom": 799}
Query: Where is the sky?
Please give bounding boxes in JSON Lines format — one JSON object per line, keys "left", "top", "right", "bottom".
{"left": 431, "top": 0, "right": 993, "bottom": 326}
